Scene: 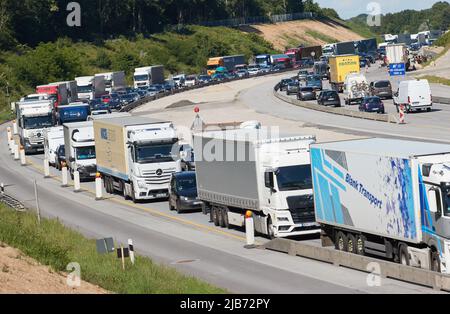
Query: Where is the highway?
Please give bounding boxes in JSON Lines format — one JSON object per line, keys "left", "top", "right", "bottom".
{"left": 1, "top": 66, "right": 448, "bottom": 293}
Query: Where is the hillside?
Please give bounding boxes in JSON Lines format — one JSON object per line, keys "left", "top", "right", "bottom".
{"left": 242, "top": 19, "right": 364, "bottom": 50}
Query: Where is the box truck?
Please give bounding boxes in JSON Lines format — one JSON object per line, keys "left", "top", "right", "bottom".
{"left": 328, "top": 55, "right": 360, "bottom": 92}
{"left": 311, "top": 138, "right": 450, "bottom": 273}
{"left": 96, "top": 71, "right": 126, "bottom": 93}
{"left": 386, "top": 44, "right": 407, "bottom": 65}
{"left": 193, "top": 129, "right": 319, "bottom": 238}
{"left": 75, "top": 76, "right": 106, "bottom": 100}
{"left": 93, "top": 116, "right": 181, "bottom": 202}
{"left": 63, "top": 121, "right": 97, "bottom": 180}
{"left": 16, "top": 100, "right": 55, "bottom": 154}
{"left": 133, "top": 66, "right": 165, "bottom": 88}
{"left": 44, "top": 126, "right": 64, "bottom": 166}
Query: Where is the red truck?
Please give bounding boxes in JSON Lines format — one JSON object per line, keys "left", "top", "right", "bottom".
{"left": 36, "top": 83, "right": 69, "bottom": 109}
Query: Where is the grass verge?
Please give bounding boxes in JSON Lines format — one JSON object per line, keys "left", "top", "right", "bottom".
{"left": 0, "top": 203, "right": 226, "bottom": 294}
{"left": 416, "top": 75, "right": 450, "bottom": 87}
{"left": 305, "top": 30, "right": 336, "bottom": 44}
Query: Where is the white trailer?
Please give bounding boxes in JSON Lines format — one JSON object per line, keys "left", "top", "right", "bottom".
{"left": 311, "top": 138, "right": 450, "bottom": 273}
{"left": 193, "top": 129, "right": 319, "bottom": 238}
{"left": 96, "top": 71, "right": 126, "bottom": 93}
{"left": 51, "top": 81, "right": 78, "bottom": 103}
{"left": 63, "top": 121, "right": 97, "bottom": 180}
{"left": 44, "top": 126, "right": 64, "bottom": 166}
{"left": 75, "top": 76, "right": 106, "bottom": 100}
{"left": 386, "top": 44, "right": 407, "bottom": 65}
{"left": 133, "top": 66, "right": 165, "bottom": 88}
{"left": 94, "top": 116, "right": 181, "bottom": 202}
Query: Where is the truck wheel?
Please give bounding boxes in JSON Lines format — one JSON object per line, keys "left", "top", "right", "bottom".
{"left": 399, "top": 244, "right": 410, "bottom": 266}
{"left": 218, "top": 208, "right": 225, "bottom": 227}
{"left": 212, "top": 207, "right": 219, "bottom": 226}
{"left": 355, "top": 235, "right": 365, "bottom": 255}
{"left": 347, "top": 233, "right": 357, "bottom": 254}
{"left": 169, "top": 202, "right": 174, "bottom": 211}
{"left": 431, "top": 250, "right": 441, "bottom": 272}
{"left": 267, "top": 217, "right": 275, "bottom": 240}
{"left": 223, "top": 209, "right": 229, "bottom": 229}
{"left": 335, "top": 231, "right": 348, "bottom": 252}
{"left": 130, "top": 184, "right": 137, "bottom": 204}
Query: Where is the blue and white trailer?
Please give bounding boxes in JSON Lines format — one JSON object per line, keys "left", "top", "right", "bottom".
{"left": 311, "top": 138, "right": 450, "bottom": 273}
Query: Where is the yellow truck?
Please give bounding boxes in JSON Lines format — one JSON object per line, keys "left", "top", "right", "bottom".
{"left": 207, "top": 57, "right": 224, "bottom": 76}
{"left": 328, "top": 55, "right": 360, "bottom": 92}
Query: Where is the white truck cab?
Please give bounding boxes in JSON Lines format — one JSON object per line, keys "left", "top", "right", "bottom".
{"left": 75, "top": 76, "right": 106, "bottom": 100}
{"left": 394, "top": 79, "right": 432, "bottom": 112}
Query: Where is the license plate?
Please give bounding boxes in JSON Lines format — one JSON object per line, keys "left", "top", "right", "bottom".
{"left": 156, "top": 193, "right": 167, "bottom": 198}
{"left": 90, "top": 173, "right": 96, "bottom": 176}
{"left": 328, "top": 98, "right": 334, "bottom": 101}
{"left": 300, "top": 222, "right": 317, "bottom": 227}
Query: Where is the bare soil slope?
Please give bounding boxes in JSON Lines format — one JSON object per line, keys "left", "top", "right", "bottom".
{"left": 243, "top": 19, "right": 364, "bottom": 51}
{"left": 0, "top": 243, "right": 107, "bottom": 294}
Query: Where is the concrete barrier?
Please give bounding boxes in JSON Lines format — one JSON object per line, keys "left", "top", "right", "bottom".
{"left": 262, "top": 238, "right": 450, "bottom": 291}
{"left": 433, "top": 96, "right": 450, "bottom": 105}
{"left": 273, "top": 89, "right": 400, "bottom": 124}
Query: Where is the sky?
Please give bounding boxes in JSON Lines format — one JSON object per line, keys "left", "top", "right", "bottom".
{"left": 315, "top": 0, "right": 445, "bottom": 19}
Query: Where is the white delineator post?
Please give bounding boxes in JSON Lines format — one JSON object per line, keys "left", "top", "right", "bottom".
{"left": 95, "top": 172, "right": 103, "bottom": 200}
{"left": 44, "top": 158, "right": 50, "bottom": 178}
{"left": 6, "top": 127, "right": 12, "bottom": 150}
{"left": 14, "top": 144, "right": 19, "bottom": 160}
{"left": 128, "top": 239, "right": 135, "bottom": 265}
{"left": 73, "top": 170, "right": 81, "bottom": 192}
{"left": 61, "top": 163, "right": 68, "bottom": 187}
{"left": 244, "top": 210, "right": 257, "bottom": 249}
{"left": 19, "top": 146, "right": 26, "bottom": 166}
{"left": 12, "top": 120, "right": 18, "bottom": 135}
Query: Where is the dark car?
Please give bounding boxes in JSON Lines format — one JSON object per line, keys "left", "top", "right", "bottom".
{"left": 317, "top": 90, "right": 341, "bottom": 107}
{"left": 89, "top": 98, "right": 103, "bottom": 110}
{"left": 107, "top": 93, "right": 122, "bottom": 110}
{"left": 279, "top": 78, "right": 293, "bottom": 91}
{"left": 359, "top": 96, "right": 385, "bottom": 113}
{"left": 298, "top": 70, "right": 309, "bottom": 81}
{"left": 119, "top": 93, "right": 136, "bottom": 105}
{"left": 168, "top": 172, "right": 203, "bottom": 213}
{"left": 286, "top": 81, "right": 299, "bottom": 95}
{"left": 55, "top": 144, "right": 66, "bottom": 170}
{"left": 297, "top": 87, "right": 316, "bottom": 101}
{"left": 369, "top": 80, "right": 393, "bottom": 99}
{"left": 306, "top": 75, "right": 323, "bottom": 91}
{"left": 198, "top": 75, "right": 212, "bottom": 84}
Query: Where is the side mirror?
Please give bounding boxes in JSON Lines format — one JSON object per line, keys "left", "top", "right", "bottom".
{"left": 69, "top": 157, "right": 75, "bottom": 163}
{"left": 264, "top": 171, "right": 276, "bottom": 192}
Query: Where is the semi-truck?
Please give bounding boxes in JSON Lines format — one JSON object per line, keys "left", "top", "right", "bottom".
{"left": 75, "top": 76, "right": 106, "bottom": 100}
{"left": 43, "top": 126, "right": 64, "bottom": 166}
{"left": 15, "top": 100, "right": 55, "bottom": 154}
{"left": 356, "top": 38, "right": 377, "bottom": 56}
{"left": 63, "top": 121, "right": 97, "bottom": 180}
{"left": 93, "top": 116, "right": 181, "bottom": 202}
{"left": 36, "top": 83, "right": 68, "bottom": 109}
{"left": 335, "top": 41, "right": 356, "bottom": 56}
{"left": 133, "top": 66, "right": 165, "bottom": 88}
{"left": 299, "top": 46, "right": 322, "bottom": 61}
{"left": 193, "top": 128, "right": 320, "bottom": 238}
{"left": 206, "top": 55, "right": 246, "bottom": 75}
{"left": 311, "top": 138, "right": 450, "bottom": 273}
{"left": 57, "top": 102, "right": 90, "bottom": 125}
{"left": 255, "top": 54, "right": 271, "bottom": 67}
{"left": 96, "top": 71, "right": 126, "bottom": 93}
{"left": 51, "top": 81, "right": 78, "bottom": 103}
{"left": 328, "top": 55, "right": 360, "bottom": 92}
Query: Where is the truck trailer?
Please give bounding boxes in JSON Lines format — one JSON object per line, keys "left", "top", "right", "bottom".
{"left": 75, "top": 76, "right": 106, "bottom": 100}
{"left": 96, "top": 71, "right": 126, "bottom": 93}
{"left": 193, "top": 129, "right": 319, "bottom": 238}
{"left": 328, "top": 55, "right": 360, "bottom": 92}
{"left": 57, "top": 102, "right": 90, "bottom": 125}
{"left": 93, "top": 116, "right": 181, "bottom": 202}
{"left": 311, "top": 138, "right": 450, "bottom": 273}
{"left": 334, "top": 41, "right": 356, "bottom": 56}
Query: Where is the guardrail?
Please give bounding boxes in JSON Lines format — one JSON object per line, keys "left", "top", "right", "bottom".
{"left": 262, "top": 238, "right": 450, "bottom": 292}
{"left": 433, "top": 96, "right": 450, "bottom": 105}
{"left": 273, "top": 85, "right": 400, "bottom": 124}
{"left": 121, "top": 67, "right": 298, "bottom": 112}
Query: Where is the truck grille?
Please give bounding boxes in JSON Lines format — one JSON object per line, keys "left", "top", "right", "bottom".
{"left": 286, "top": 195, "right": 316, "bottom": 224}
{"left": 142, "top": 168, "right": 176, "bottom": 185}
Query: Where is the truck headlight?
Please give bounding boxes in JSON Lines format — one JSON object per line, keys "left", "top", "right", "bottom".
{"left": 137, "top": 180, "right": 147, "bottom": 189}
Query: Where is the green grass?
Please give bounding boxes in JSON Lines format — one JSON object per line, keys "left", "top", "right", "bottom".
{"left": 0, "top": 203, "right": 226, "bottom": 294}
{"left": 416, "top": 75, "right": 450, "bottom": 87}
{"left": 305, "top": 30, "right": 336, "bottom": 44}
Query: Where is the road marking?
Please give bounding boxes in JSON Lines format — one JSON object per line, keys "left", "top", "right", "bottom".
{"left": 26, "top": 159, "right": 251, "bottom": 243}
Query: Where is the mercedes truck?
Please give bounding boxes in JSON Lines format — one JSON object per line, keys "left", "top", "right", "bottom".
{"left": 75, "top": 76, "right": 106, "bottom": 100}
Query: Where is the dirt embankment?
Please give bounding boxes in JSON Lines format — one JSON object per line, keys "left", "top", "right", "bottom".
{"left": 0, "top": 243, "right": 107, "bottom": 294}
{"left": 240, "top": 19, "right": 364, "bottom": 51}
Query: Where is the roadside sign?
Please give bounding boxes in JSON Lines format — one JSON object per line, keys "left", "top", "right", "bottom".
{"left": 389, "top": 63, "right": 406, "bottom": 76}
{"left": 96, "top": 237, "right": 115, "bottom": 254}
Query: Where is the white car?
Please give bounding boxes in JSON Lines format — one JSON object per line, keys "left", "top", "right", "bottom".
{"left": 248, "top": 67, "right": 260, "bottom": 76}
{"left": 185, "top": 76, "right": 198, "bottom": 87}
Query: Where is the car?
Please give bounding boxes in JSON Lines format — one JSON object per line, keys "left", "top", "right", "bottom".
{"left": 236, "top": 69, "right": 249, "bottom": 78}
{"left": 317, "top": 90, "right": 341, "bottom": 107}
{"left": 298, "top": 70, "right": 309, "bottom": 81}
{"left": 168, "top": 171, "right": 203, "bottom": 213}
{"left": 286, "top": 81, "right": 299, "bottom": 95}
{"left": 119, "top": 93, "right": 136, "bottom": 105}
{"left": 55, "top": 144, "right": 66, "bottom": 170}
{"left": 297, "top": 87, "right": 317, "bottom": 101}
{"left": 259, "top": 65, "right": 271, "bottom": 73}
{"left": 300, "top": 57, "right": 314, "bottom": 67}
{"left": 247, "top": 67, "right": 261, "bottom": 76}
{"left": 279, "top": 78, "right": 293, "bottom": 91}
{"left": 212, "top": 72, "right": 227, "bottom": 81}
{"left": 306, "top": 75, "right": 323, "bottom": 91}
{"left": 369, "top": 80, "right": 393, "bottom": 99}
{"left": 197, "top": 75, "right": 212, "bottom": 84}
{"left": 185, "top": 75, "right": 198, "bottom": 87}
{"left": 359, "top": 96, "right": 385, "bottom": 113}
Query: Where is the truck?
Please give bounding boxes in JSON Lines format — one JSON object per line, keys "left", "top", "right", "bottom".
{"left": 75, "top": 76, "right": 106, "bottom": 100}
{"left": 193, "top": 128, "right": 320, "bottom": 238}
{"left": 15, "top": 100, "right": 55, "bottom": 154}
{"left": 313, "top": 61, "right": 328, "bottom": 80}
{"left": 43, "top": 126, "right": 64, "bottom": 166}
{"left": 63, "top": 121, "right": 97, "bottom": 180}
{"left": 255, "top": 54, "right": 271, "bottom": 67}
{"left": 335, "top": 41, "right": 356, "bottom": 56}
{"left": 311, "top": 138, "right": 450, "bottom": 273}
{"left": 356, "top": 38, "right": 377, "bottom": 56}
{"left": 322, "top": 43, "right": 336, "bottom": 57}
{"left": 328, "top": 55, "right": 360, "bottom": 92}
{"left": 299, "top": 45, "right": 322, "bottom": 61}
{"left": 96, "top": 71, "right": 126, "bottom": 93}
{"left": 133, "top": 66, "right": 165, "bottom": 88}
{"left": 285, "top": 48, "right": 301, "bottom": 67}
{"left": 397, "top": 33, "right": 412, "bottom": 46}
{"left": 57, "top": 102, "right": 90, "bottom": 125}
{"left": 93, "top": 116, "right": 181, "bottom": 202}
{"left": 36, "top": 83, "right": 68, "bottom": 109}
{"left": 385, "top": 44, "right": 407, "bottom": 65}
{"left": 51, "top": 81, "right": 78, "bottom": 103}
{"left": 206, "top": 56, "right": 246, "bottom": 75}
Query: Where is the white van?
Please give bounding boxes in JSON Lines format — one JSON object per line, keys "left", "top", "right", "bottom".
{"left": 394, "top": 79, "right": 432, "bottom": 112}
{"left": 344, "top": 73, "right": 369, "bottom": 105}
{"left": 44, "top": 126, "right": 64, "bottom": 166}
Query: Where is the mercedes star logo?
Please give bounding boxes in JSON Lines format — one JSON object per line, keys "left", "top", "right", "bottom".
{"left": 156, "top": 169, "right": 163, "bottom": 176}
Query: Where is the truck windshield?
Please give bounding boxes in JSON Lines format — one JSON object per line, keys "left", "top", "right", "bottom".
{"left": 78, "top": 85, "right": 93, "bottom": 93}
{"left": 135, "top": 143, "right": 177, "bottom": 163}
{"left": 276, "top": 165, "right": 313, "bottom": 191}
{"left": 105, "top": 80, "right": 112, "bottom": 88}
{"left": 23, "top": 115, "right": 53, "bottom": 129}
{"left": 134, "top": 75, "right": 148, "bottom": 82}
{"left": 76, "top": 146, "right": 96, "bottom": 160}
